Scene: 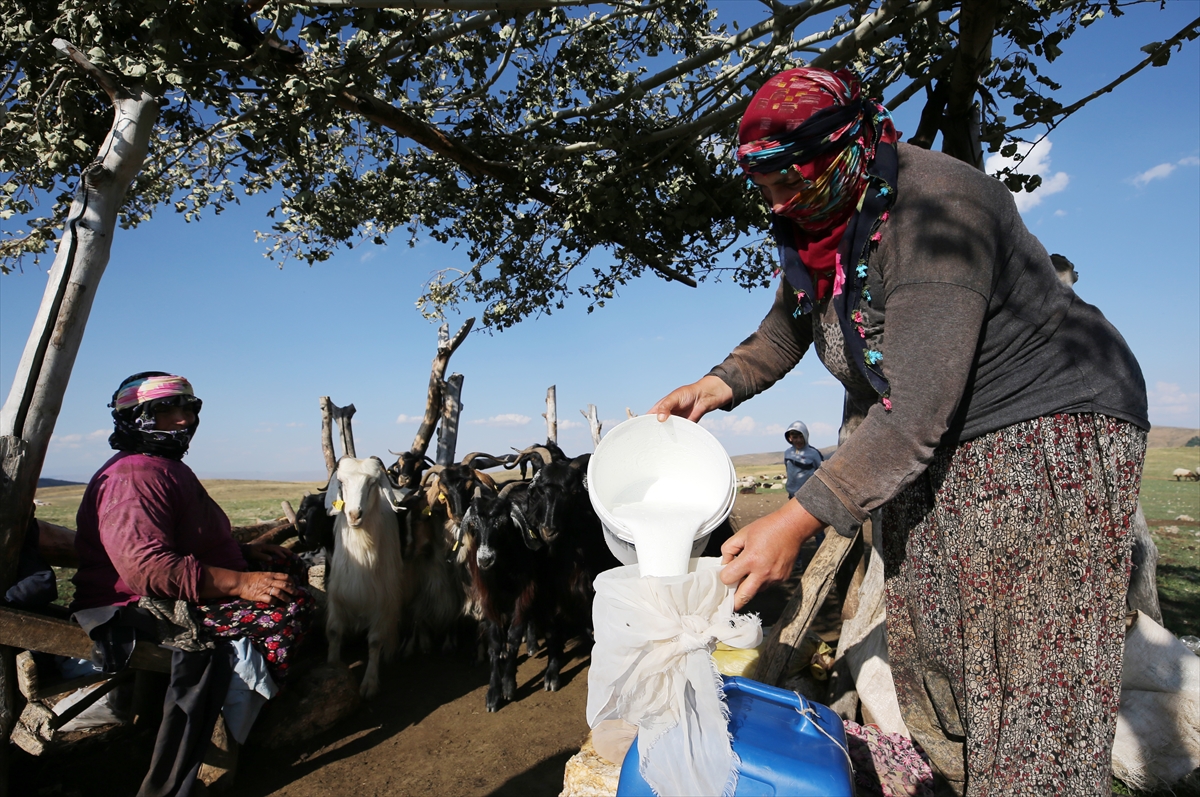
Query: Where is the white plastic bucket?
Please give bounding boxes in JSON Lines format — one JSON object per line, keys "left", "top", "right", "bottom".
{"left": 587, "top": 415, "right": 736, "bottom": 576}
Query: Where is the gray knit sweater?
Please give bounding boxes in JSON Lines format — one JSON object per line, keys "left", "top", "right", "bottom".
{"left": 709, "top": 143, "right": 1148, "bottom": 537}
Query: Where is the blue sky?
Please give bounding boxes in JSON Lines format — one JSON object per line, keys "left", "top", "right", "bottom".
{"left": 3, "top": 2, "right": 1198, "bottom": 482}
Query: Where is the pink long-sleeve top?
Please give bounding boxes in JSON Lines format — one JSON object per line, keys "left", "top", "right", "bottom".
{"left": 72, "top": 452, "right": 247, "bottom": 610}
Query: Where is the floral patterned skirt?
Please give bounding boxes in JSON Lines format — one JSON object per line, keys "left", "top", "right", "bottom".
{"left": 882, "top": 413, "right": 1146, "bottom": 797}
{"left": 195, "top": 548, "right": 315, "bottom": 681}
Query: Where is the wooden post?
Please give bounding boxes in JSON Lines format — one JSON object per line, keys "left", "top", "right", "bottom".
{"left": 625, "top": 408, "right": 637, "bottom": 419}
{"left": 757, "top": 529, "right": 860, "bottom": 686}
{"left": 0, "top": 41, "right": 158, "bottom": 782}
{"left": 580, "top": 404, "right": 602, "bottom": 447}
{"left": 336, "top": 403, "right": 356, "bottom": 460}
{"left": 319, "top": 397, "right": 356, "bottom": 473}
{"left": 543, "top": 385, "right": 557, "bottom": 444}
{"left": 435, "top": 373, "right": 464, "bottom": 467}
{"left": 319, "top": 397, "right": 337, "bottom": 477}
{"left": 410, "top": 319, "right": 474, "bottom": 462}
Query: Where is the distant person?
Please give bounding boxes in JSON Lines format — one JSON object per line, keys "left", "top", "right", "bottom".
{"left": 783, "top": 421, "right": 823, "bottom": 499}
{"left": 72, "top": 371, "right": 315, "bottom": 795}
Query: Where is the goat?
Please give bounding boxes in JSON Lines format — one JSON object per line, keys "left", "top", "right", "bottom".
{"left": 519, "top": 445, "right": 620, "bottom": 691}
{"left": 462, "top": 481, "right": 543, "bottom": 711}
{"left": 395, "top": 452, "right": 510, "bottom": 657}
{"left": 324, "top": 457, "right": 407, "bottom": 698}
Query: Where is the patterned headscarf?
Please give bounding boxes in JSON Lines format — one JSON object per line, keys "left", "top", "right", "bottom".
{"left": 108, "top": 371, "right": 202, "bottom": 460}
{"left": 736, "top": 68, "right": 897, "bottom": 231}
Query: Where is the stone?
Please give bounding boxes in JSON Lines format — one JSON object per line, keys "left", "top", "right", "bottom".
{"left": 560, "top": 733, "right": 621, "bottom": 797}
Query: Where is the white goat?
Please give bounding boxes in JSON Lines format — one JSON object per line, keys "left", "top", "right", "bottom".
{"left": 324, "top": 457, "right": 407, "bottom": 698}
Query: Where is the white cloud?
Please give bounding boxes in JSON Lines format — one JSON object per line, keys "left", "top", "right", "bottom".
{"left": 50, "top": 430, "right": 109, "bottom": 449}
{"left": 395, "top": 413, "right": 422, "bottom": 424}
{"left": 1054, "top": 209, "right": 1067, "bottom": 217}
{"left": 469, "top": 413, "right": 532, "bottom": 427}
{"left": 807, "top": 421, "right": 837, "bottom": 440}
{"left": 763, "top": 424, "right": 787, "bottom": 435}
{"left": 985, "top": 138, "right": 1069, "bottom": 213}
{"left": 812, "top": 378, "right": 841, "bottom": 387}
{"left": 1132, "top": 156, "right": 1200, "bottom": 188}
{"left": 1148, "top": 381, "right": 1200, "bottom": 422}
{"left": 557, "top": 419, "right": 583, "bottom": 430}
{"left": 286, "top": 422, "right": 304, "bottom": 428}
{"left": 699, "top": 414, "right": 758, "bottom": 435}
{"left": 360, "top": 249, "right": 378, "bottom": 263}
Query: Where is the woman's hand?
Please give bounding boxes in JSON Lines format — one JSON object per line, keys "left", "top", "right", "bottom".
{"left": 201, "top": 565, "right": 297, "bottom": 604}
{"left": 720, "top": 498, "right": 825, "bottom": 610}
{"left": 649, "top": 375, "right": 734, "bottom": 423}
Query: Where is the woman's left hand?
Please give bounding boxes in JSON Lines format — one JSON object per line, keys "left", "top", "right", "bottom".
{"left": 720, "top": 498, "right": 825, "bottom": 610}
{"left": 244, "top": 543, "right": 291, "bottom": 562}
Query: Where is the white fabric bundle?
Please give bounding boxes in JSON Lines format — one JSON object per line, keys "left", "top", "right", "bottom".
{"left": 587, "top": 559, "right": 762, "bottom": 797}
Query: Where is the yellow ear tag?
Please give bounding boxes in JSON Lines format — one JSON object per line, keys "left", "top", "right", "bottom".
{"left": 422, "top": 505, "right": 432, "bottom": 517}
{"left": 452, "top": 539, "right": 460, "bottom": 552}
{"left": 332, "top": 499, "right": 344, "bottom": 512}
{"left": 438, "top": 493, "right": 446, "bottom": 503}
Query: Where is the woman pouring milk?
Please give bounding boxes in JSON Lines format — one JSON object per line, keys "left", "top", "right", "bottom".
{"left": 650, "top": 67, "right": 1147, "bottom": 797}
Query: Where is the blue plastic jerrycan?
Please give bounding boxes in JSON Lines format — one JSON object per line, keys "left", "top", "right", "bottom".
{"left": 616, "top": 676, "right": 854, "bottom": 797}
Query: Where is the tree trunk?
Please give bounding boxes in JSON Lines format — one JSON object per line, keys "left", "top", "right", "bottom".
{"left": 435, "top": 373, "right": 464, "bottom": 467}
{"left": 581, "top": 404, "right": 602, "bottom": 448}
{"left": 336, "top": 403, "right": 356, "bottom": 460}
{"left": 319, "top": 397, "right": 337, "bottom": 476}
{"left": 0, "top": 43, "right": 157, "bottom": 787}
{"left": 410, "top": 319, "right": 474, "bottom": 461}
{"left": 940, "top": 0, "right": 1000, "bottom": 169}
{"left": 543, "top": 385, "right": 557, "bottom": 445}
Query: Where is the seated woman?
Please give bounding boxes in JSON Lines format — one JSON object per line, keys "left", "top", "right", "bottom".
{"left": 72, "top": 371, "right": 314, "bottom": 680}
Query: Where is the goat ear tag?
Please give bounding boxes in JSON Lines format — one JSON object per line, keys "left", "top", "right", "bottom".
{"left": 332, "top": 499, "right": 344, "bottom": 512}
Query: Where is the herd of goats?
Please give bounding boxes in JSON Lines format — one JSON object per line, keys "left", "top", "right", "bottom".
{"left": 288, "top": 443, "right": 691, "bottom": 712}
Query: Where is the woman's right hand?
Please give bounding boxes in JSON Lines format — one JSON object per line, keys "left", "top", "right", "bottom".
{"left": 202, "top": 565, "right": 296, "bottom": 604}
{"left": 649, "top": 375, "right": 734, "bottom": 423}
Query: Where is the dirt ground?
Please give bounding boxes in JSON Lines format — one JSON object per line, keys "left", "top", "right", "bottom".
{"left": 14, "top": 491, "right": 802, "bottom": 797}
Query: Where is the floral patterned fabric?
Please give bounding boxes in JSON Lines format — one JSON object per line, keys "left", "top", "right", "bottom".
{"left": 845, "top": 720, "right": 935, "bottom": 797}
{"left": 195, "top": 547, "right": 315, "bottom": 681}
{"left": 882, "top": 413, "right": 1146, "bottom": 796}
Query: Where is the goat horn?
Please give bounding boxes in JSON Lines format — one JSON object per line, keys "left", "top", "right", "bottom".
{"left": 459, "top": 451, "right": 489, "bottom": 466}
{"left": 476, "top": 470, "right": 498, "bottom": 491}
{"left": 498, "top": 480, "right": 524, "bottom": 499}
{"left": 420, "top": 465, "right": 445, "bottom": 488}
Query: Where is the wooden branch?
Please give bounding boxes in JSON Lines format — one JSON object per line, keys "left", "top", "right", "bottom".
{"left": 51, "top": 38, "right": 122, "bottom": 102}
{"left": 319, "top": 397, "right": 338, "bottom": 477}
{"left": 625, "top": 407, "right": 637, "bottom": 419}
{"left": 410, "top": 318, "right": 474, "bottom": 460}
{"left": 580, "top": 404, "right": 602, "bottom": 447}
{"left": 436, "top": 373, "right": 464, "bottom": 467}
{"left": 811, "top": 0, "right": 945, "bottom": 70}
{"left": 336, "top": 403, "right": 357, "bottom": 459}
{"left": 757, "top": 529, "right": 859, "bottom": 686}
{"left": 543, "top": 385, "right": 557, "bottom": 445}
{"left": 0, "top": 607, "right": 170, "bottom": 673}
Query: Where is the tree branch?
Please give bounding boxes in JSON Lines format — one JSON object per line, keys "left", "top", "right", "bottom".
{"left": 51, "top": 38, "right": 125, "bottom": 102}
{"left": 1004, "top": 15, "right": 1200, "bottom": 134}
{"left": 303, "top": 0, "right": 592, "bottom": 9}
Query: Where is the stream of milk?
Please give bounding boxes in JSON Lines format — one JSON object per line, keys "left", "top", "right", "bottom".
{"left": 610, "top": 477, "right": 718, "bottom": 577}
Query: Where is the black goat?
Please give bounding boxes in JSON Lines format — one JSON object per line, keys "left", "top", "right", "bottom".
{"left": 463, "top": 481, "right": 543, "bottom": 712}
{"left": 520, "top": 447, "right": 620, "bottom": 691}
